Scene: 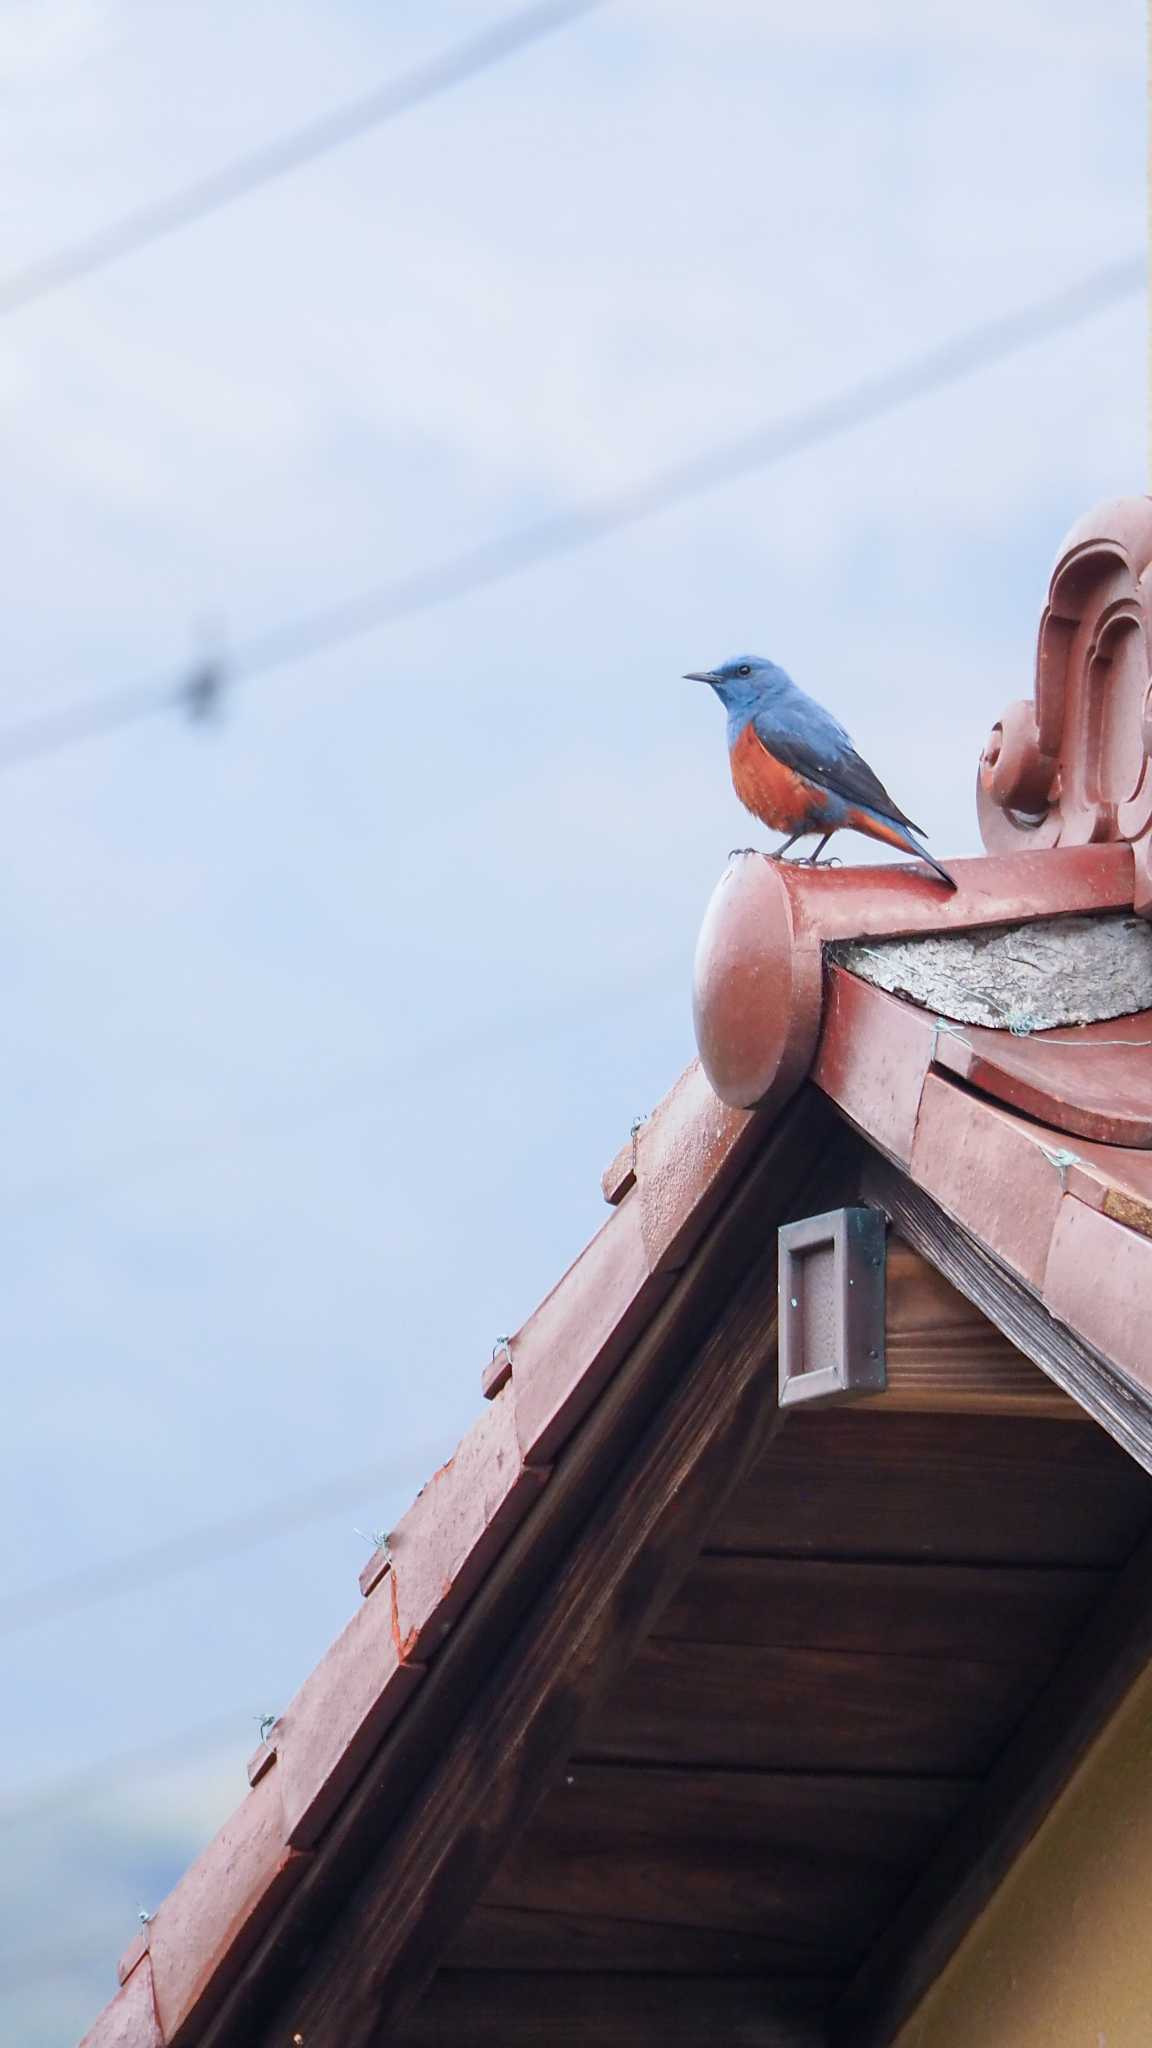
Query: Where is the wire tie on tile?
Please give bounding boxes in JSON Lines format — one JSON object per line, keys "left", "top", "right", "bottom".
{"left": 256, "top": 1712, "right": 277, "bottom": 1745}
{"left": 492, "top": 1336, "right": 513, "bottom": 1367}
{"left": 931, "top": 1016, "right": 969, "bottom": 1058}
{"left": 354, "top": 1527, "right": 390, "bottom": 1556}
{"left": 1039, "top": 1144, "right": 1082, "bottom": 1190}
{"left": 629, "top": 1114, "right": 647, "bottom": 1170}
{"left": 137, "top": 1903, "right": 152, "bottom": 1928}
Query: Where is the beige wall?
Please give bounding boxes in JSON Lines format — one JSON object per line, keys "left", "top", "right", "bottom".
{"left": 894, "top": 1657, "right": 1152, "bottom": 2048}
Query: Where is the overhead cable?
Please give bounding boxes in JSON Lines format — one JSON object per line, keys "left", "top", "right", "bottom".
{"left": 1, "top": 255, "right": 1139, "bottom": 774}
{"left": 0, "top": 0, "right": 607, "bottom": 318}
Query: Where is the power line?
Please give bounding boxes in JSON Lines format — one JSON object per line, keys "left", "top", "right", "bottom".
{"left": 0, "top": 0, "right": 607, "bottom": 320}
{"left": 0, "top": 254, "right": 1140, "bottom": 774}
{"left": 0, "top": 1712, "right": 249, "bottom": 1829}
{"left": 0, "top": 1457, "right": 430, "bottom": 1639}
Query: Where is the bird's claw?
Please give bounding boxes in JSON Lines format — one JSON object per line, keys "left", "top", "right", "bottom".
{"left": 727, "top": 847, "right": 759, "bottom": 861}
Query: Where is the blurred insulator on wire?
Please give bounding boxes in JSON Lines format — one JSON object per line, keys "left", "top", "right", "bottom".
{"left": 180, "top": 657, "right": 228, "bottom": 723}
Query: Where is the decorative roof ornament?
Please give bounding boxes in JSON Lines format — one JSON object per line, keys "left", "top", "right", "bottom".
{"left": 978, "top": 497, "right": 1152, "bottom": 913}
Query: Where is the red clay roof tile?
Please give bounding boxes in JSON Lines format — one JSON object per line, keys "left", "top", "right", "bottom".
{"left": 357, "top": 1539, "right": 392, "bottom": 1601}
{"left": 1044, "top": 1197, "right": 1152, "bottom": 1397}
{"left": 628, "top": 1062, "right": 760, "bottom": 1275}
{"left": 276, "top": 1584, "right": 426, "bottom": 1850}
{"left": 812, "top": 968, "right": 937, "bottom": 1164}
{"left": 507, "top": 1192, "right": 671, "bottom": 1465}
{"left": 600, "top": 1131, "right": 637, "bottom": 1205}
{"left": 480, "top": 1337, "right": 514, "bottom": 1402}
{"left": 692, "top": 852, "right": 824, "bottom": 1112}
{"left": 908, "top": 1075, "right": 1068, "bottom": 1290}
{"left": 116, "top": 1930, "right": 148, "bottom": 1987}
{"left": 245, "top": 1737, "right": 277, "bottom": 1788}
{"left": 389, "top": 1387, "right": 550, "bottom": 1662}
{"left": 145, "top": 1769, "right": 307, "bottom": 2045}
{"left": 79, "top": 1955, "right": 162, "bottom": 2047}
{"left": 932, "top": 1009, "right": 1152, "bottom": 1147}
{"left": 1059, "top": 1143, "right": 1152, "bottom": 1239}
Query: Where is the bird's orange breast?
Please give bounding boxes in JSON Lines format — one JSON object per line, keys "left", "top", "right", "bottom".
{"left": 729, "top": 721, "right": 826, "bottom": 831}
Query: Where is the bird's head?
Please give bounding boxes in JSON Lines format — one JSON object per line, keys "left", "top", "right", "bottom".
{"left": 683, "top": 654, "right": 778, "bottom": 711}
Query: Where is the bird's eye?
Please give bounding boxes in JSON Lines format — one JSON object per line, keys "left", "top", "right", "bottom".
{"left": 736, "top": 663, "right": 752, "bottom": 677}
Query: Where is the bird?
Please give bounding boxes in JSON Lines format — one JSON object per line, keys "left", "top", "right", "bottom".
{"left": 684, "top": 653, "right": 955, "bottom": 888}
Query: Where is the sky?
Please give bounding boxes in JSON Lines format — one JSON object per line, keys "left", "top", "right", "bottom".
{"left": 0, "top": 2, "right": 1145, "bottom": 2040}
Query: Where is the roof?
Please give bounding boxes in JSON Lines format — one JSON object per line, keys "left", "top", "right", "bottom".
{"left": 80, "top": 494, "right": 1152, "bottom": 2048}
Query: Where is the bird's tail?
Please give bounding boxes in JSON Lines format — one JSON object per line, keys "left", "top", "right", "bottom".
{"left": 912, "top": 843, "right": 958, "bottom": 889}
{"left": 847, "top": 807, "right": 957, "bottom": 889}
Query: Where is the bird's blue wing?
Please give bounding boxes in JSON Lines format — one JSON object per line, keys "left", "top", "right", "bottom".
{"left": 751, "top": 701, "right": 922, "bottom": 833}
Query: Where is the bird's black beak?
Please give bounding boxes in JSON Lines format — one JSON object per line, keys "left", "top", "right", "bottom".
{"left": 683, "top": 671, "right": 717, "bottom": 684}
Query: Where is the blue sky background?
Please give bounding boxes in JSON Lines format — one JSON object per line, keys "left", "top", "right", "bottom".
{"left": 0, "top": 2, "right": 1145, "bottom": 2039}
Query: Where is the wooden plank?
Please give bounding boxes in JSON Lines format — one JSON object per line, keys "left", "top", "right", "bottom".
{"left": 580, "top": 1638, "right": 1054, "bottom": 1776}
{"left": 859, "top": 1239, "right": 1079, "bottom": 1417}
{"left": 712, "top": 1409, "right": 1152, "bottom": 1565}
{"left": 485, "top": 1764, "right": 968, "bottom": 1949}
{"left": 832, "top": 1519, "right": 1152, "bottom": 2047}
{"left": 446, "top": 1905, "right": 845, "bottom": 1980}
{"left": 394, "top": 1971, "right": 831, "bottom": 2046}
{"left": 859, "top": 1152, "right": 1152, "bottom": 1476}
{"left": 230, "top": 1097, "right": 847, "bottom": 2048}
{"left": 656, "top": 1556, "right": 1102, "bottom": 1661}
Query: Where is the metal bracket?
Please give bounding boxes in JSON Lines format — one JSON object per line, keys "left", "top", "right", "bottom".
{"left": 778, "top": 1206, "right": 887, "bottom": 1407}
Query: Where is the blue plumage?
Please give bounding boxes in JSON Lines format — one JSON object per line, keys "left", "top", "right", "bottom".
{"left": 684, "top": 653, "right": 955, "bottom": 887}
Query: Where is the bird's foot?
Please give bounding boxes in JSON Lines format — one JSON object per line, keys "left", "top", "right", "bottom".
{"left": 727, "top": 847, "right": 760, "bottom": 861}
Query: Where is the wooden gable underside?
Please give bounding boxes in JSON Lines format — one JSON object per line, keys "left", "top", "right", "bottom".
{"left": 196, "top": 1107, "right": 1152, "bottom": 2048}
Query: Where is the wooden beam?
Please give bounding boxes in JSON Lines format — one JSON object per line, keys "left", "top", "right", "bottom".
{"left": 485, "top": 1763, "right": 967, "bottom": 1952}
{"left": 710, "top": 1408, "right": 1150, "bottom": 1567}
{"left": 446, "top": 1904, "right": 846, "bottom": 1980}
{"left": 655, "top": 1557, "right": 1102, "bottom": 1662}
{"left": 856, "top": 1240, "right": 1079, "bottom": 1418}
{"left": 393, "top": 1970, "right": 832, "bottom": 2046}
{"left": 583, "top": 1637, "right": 1055, "bottom": 1776}
{"left": 831, "top": 1480, "right": 1152, "bottom": 2046}
{"left": 859, "top": 1152, "right": 1152, "bottom": 1475}
{"left": 195, "top": 1092, "right": 844, "bottom": 2048}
